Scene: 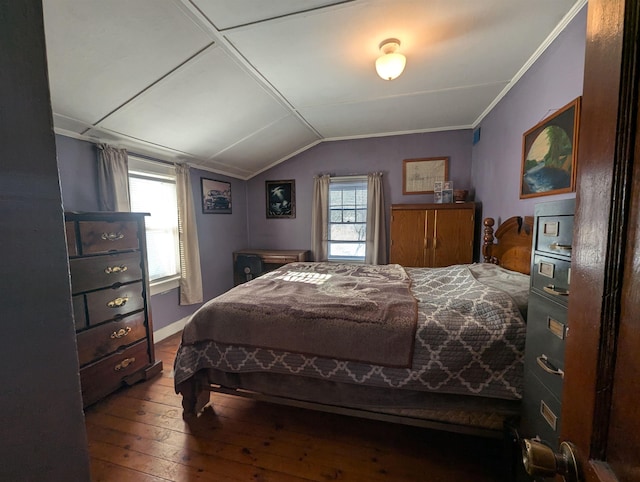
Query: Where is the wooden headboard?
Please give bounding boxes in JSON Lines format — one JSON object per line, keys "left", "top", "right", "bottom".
{"left": 482, "top": 216, "right": 534, "bottom": 275}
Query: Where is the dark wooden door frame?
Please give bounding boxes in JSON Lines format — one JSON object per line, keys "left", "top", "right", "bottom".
{"left": 562, "top": 0, "right": 639, "bottom": 479}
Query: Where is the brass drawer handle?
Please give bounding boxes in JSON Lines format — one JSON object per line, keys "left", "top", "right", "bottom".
{"left": 114, "top": 357, "right": 135, "bottom": 371}
{"left": 543, "top": 285, "right": 569, "bottom": 296}
{"left": 101, "top": 232, "right": 124, "bottom": 241}
{"left": 104, "top": 265, "right": 128, "bottom": 274}
{"left": 549, "top": 242, "right": 572, "bottom": 251}
{"left": 107, "top": 296, "right": 129, "bottom": 308}
{"left": 110, "top": 327, "right": 132, "bottom": 339}
{"left": 536, "top": 354, "right": 565, "bottom": 378}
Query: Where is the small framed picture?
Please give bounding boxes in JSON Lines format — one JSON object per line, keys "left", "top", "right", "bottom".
{"left": 402, "top": 157, "right": 449, "bottom": 194}
{"left": 266, "top": 180, "right": 296, "bottom": 218}
{"left": 201, "top": 178, "right": 231, "bottom": 214}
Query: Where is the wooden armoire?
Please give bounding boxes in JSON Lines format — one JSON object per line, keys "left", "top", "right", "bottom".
{"left": 389, "top": 203, "right": 476, "bottom": 267}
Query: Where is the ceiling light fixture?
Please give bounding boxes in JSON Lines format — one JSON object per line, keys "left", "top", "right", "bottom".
{"left": 375, "top": 38, "right": 406, "bottom": 80}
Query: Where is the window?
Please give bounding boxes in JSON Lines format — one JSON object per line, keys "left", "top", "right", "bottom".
{"left": 328, "top": 177, "right": 367, "bottom": 261}
{"left": 128, "top": 157, "right": 180, "bottom": 293}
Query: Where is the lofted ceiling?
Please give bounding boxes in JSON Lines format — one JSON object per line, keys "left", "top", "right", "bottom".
{"left": 43, "top": 0, "right": 585, "bottom": 180}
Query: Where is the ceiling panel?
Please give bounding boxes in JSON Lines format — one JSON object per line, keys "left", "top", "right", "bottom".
{"left": 298, "top": 82, "right": 507, "bottom": 138}
{"left": 192, "top": 0, "right": 351, "bottom": 30}
{"left": 210, "top": 115, "right": 321, "bottom": 173}
{"left": 43, "top": 0, "right": 212, "bottom": 124}
{"left": 98, "top": 46, "right": 295, "bottom": 159}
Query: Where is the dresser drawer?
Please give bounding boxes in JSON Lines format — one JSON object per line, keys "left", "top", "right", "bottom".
{"left": 80, "top": 340, "right": 151, "bottom": 406}
{"left": 85, "top": 281, "right": 145, "bottom": 326}
{"left": 522, "top": 370, "right": 562, "bottom": 447}
{"left": 70, "top": 251, "right": 142, "bottom": 294}
{"left": 535, "top": 215, "right": 573, "bottom": 257}
{"left": 531, "top": 254, "right": 571, "bottom": 303}
{"left": 79, "top": 220, "right": 139, "bottom": 254}
{"left": 76, "top": 311, "right": 147, "bottom": 366}
{"left": 525, "top": 293, "right": 567, "bottom": 398}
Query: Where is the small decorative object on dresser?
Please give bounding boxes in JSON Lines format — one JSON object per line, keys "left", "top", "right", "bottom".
{"left": 519, "top": 198, "right": 575, "bottom": 479}
{"left": 65, "top": 212, "right": 163, "bottom": 407}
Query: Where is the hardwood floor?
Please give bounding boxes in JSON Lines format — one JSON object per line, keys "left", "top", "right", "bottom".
{"left": 84, "top": 333, "right": 510, "bottom": 481}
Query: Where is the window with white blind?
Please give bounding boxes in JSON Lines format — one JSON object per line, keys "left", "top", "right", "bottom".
{"left": 328, "top": 177, "right": 368, "bottom": 261}
{"left": 128, "top": 157, "right": 180, "bottom": 294}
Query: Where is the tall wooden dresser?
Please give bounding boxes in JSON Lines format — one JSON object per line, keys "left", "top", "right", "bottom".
{"left": 520, "top": 198, "right": 575, "bottom": 479}
{"left": 65, "top": 212, "right": 163, "bottom": 407}
{"left": 389, "top": 203, "right": 476, "bottom": 267}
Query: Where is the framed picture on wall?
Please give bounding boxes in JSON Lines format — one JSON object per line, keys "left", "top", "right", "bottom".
{"left": 520, "top": 97, "right": 581, "bottom": 198}
{"left": 266, "top": 180, "right": 295, "bottom": 218}
{"left": 402, "top": 157, "right": 449, "bottom": 194}
{"left": 201, "top": 178, "right": 232, "bottom": 214}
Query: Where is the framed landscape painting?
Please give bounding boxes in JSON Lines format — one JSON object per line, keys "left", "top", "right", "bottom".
{"left": 520, "top": 97, "right": 581, "bottom": 198}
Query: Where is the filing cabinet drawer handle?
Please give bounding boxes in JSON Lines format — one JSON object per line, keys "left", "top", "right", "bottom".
{"left": 536, "top": 354, "right": 565, "bottom": 378}
{"left": 550, "top": 242, "right": 572, "bottom": 252}
{"left": 114, "top": 357, "right": 135, "bottom": 371}
{"left": 101, "top": 231, "right": 125, "bottom": 241}
{"left": 104, "top": 265, "right": 128, "bottom": 274}
{"left": 107, "top": 296, "right": 129, "bottom": 308}
{"left": 543, "top": 285, "right": 569, "bottom": 296}
{"left": 110, "top": 327, "right": 132, "bottom": 339}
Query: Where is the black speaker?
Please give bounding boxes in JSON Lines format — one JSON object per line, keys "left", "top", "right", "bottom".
{"left": 235, "top": 254, "right": 264, "bottom": 282}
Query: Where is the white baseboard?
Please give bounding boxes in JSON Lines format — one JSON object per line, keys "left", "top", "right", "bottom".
{"left": 153, "top": 316, "right": 190, "bottom": 343}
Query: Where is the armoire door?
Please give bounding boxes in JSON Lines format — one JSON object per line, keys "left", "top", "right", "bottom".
{"left": 431, "top": 208, "right": 474, "bottom": 267}
{"left": 389, "top": 209, "right": 426, "bottom": 266}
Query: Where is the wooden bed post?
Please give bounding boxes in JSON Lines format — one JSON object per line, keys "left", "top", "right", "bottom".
{"left": 482, "top": 217, "right": 496, "bottom": 263}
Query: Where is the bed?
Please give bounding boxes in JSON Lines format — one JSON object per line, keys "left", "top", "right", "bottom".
{"left": 174, "top": 215, "right": 534, "bottom": 438}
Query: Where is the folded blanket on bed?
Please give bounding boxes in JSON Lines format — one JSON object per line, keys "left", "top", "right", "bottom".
{"left": 181, "top": 262, "right": 419, "bottom": 368}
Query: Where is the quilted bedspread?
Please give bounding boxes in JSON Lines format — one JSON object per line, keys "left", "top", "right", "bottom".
{"left": 174, "top": 264, "right": 527, "bottom": 400}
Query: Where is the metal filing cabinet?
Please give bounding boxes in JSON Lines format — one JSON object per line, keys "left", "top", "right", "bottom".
{"left": 520, "top": 198, "right": 575, "bottom": 481}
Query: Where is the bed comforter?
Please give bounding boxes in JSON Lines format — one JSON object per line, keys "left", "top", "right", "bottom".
{"left": 174, "top": 263, "right": 527, "bottom": 400}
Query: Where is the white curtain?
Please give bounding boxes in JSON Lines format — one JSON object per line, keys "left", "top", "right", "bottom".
{"left": 365, "top": 172, "right": 387, "bottom": 264}
{"left": 97, "top": 144, "right": 130, "bottom": 211}
{"left": 176, "top": 165, "right": 203, "bottom": 305}
{"left": 311, "top": 174, "right": 330, "bottom": 261}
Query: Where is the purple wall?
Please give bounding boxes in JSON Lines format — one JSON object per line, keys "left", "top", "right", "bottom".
{"left": 472, "top": 6, "right": 586, "bottom": 225}
{"left": 246, "top": 130, "right": 473, "bottom": 250}
{"left": 56, "top": 135, "right": 100, "bottom": 212}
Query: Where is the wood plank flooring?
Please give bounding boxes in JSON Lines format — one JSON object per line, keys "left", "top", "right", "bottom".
{"left": 84, "top": 333, "right": 509, "bottom": 481}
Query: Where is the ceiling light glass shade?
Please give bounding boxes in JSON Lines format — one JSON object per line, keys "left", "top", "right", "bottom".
{"left": 375, "top": 52, "right": 407, "bottom": 80}
{"left": 375, "top": 39, "right": 406, "bottom": 80}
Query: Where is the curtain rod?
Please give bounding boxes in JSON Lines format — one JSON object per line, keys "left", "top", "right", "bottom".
{"left": 128, "top": 151, "right": 180, "bottom": 167}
